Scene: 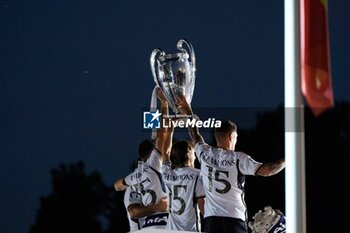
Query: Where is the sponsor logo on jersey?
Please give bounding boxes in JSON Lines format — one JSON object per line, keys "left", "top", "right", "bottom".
{"left": 143, "top": 213, "right": 168, "bottom": 228}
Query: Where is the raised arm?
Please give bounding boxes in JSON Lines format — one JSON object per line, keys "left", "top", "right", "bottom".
{"left": 160, "top": 123, "right": 173, "bottom": 162}
{"left": 177, "top": 95, "right": 204, "bottom": 144}
{"left": 255, "top": 158, "right": 285, "bottom": 177}
{"left": 188, "top": 115, "right": 205, "bottom": 144}
{"left": 154, "top": 87, "right": 170, "bottom": 161}
{"left": 128, "top": 197, "right": 168, "bottom": 218}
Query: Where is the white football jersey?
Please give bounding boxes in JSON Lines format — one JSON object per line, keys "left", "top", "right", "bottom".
{"left": 161, "top": 161, "right": 205, "bottom": 232}
{"left": 124, "top": 187, "right": 143, "bottom": 232}
{"left": 124, "top": 149, "right": 168, "bottom": 229}
{"left": 146, "top": 148, "right": 162, "bottom": 172}
{"left": 195, "top": 142, "right": 262, "bottom": 221}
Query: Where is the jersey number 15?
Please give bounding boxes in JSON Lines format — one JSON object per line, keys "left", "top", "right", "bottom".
{"left": 206, "top": 165, "right": 231, "bottom": 194}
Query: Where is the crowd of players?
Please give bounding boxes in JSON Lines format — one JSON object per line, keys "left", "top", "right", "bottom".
{"left": 114, "top": 88, "right": 285, "bottom": 233}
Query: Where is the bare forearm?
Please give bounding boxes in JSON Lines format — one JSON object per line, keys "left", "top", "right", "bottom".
{"left": 114, "top": 178, "right": 127, "bottom": 191}
{"left": 155, "top": 91, "right": 169, "bottom": 154}
{"left": 161, "top": 126, "right": 173, "bottom": 162}
{"left": 197, "top": 197, "right": 205, "bottom": 215}
{"left": 128, "top": 197, "right": 168, "bottom": 218}
{"left": 177, "top": 96, "right": 204, "bottom": 144}
{"left": 256, "top": 158, "right": 285, "bottom": 177}
{"left": 128, "top": 204, "right": 160, "bottom": 218}
{"left": 159, "top": 99, "right": 173, "bottom": 162}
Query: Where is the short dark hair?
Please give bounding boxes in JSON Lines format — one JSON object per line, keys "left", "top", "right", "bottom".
{"left": 138, "top": 139, "right": 155, "bottom": 161}
{"left": 170, "top": 140, "right": 194, "bottom": 169}
{"left": 214, "top": 120, "right": 237, "bottom": 142}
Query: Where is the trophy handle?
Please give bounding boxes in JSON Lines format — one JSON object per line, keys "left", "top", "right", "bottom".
{"left": 150, "top": 48, "right": 163, "bottom": 86}
{"left": 177, "top": 39, "right": 196, "bottom": 71}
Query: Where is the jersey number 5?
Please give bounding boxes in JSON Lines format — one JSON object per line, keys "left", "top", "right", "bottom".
{"left": 132, "top": 178, "right": 157, "bottom": 205}
{"left": 166, "top": 185, "right": 187, "bottom": 215}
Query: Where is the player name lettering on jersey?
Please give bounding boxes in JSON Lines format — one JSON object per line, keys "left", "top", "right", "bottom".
{"left": 128, "top": 172, "right": 142, "bottom": 181}
{"left": 202, "top": 154, "right": 236, "bottom": 167}
{"left": 162, "top": 173, "right": 195, "bottom": 181}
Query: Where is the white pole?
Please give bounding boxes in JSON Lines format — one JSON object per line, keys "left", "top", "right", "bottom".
{"left": 284, "top": 0, "right": 307, "bottom": 233}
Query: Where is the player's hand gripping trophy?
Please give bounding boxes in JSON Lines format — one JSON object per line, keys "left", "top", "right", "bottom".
{"left": 150, "top": 39, "right": 196, "bottom": 115}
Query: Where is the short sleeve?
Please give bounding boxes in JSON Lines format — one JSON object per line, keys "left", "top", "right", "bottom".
{"left": 161, "top": 160, "right": 171, "bottom": 175}
{"left": 146, "top": 149, "right": 161, "bottom": 172}
{"left": 194, "top": 142, "right": 210, "bottom": 163}
{"left": 195, "top": 174, "right": 206, "bottom": 198}
{"left": 237, "top": 152, "right": 262, "bottom": 175}
{"left": 124, "top": 172, "right": 134, "bottom": 186}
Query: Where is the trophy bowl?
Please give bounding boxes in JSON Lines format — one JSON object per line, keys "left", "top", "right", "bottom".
{"left": 150, "top": 39, "right": 196, "bottom": 113}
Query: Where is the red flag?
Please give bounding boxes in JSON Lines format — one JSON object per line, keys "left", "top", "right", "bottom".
{"left": 301, "top": 0, "right": 334, "bottom": 116}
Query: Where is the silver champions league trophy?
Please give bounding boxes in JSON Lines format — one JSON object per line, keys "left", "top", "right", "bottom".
{"left": 150, "top": 39, "right": 196, "bottom": 114}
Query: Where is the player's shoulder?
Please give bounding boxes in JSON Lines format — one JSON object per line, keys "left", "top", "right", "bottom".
{"left": 124, "top": 168, "right": 140, "bottom": 184}
{"left": 147, "top": 148, "right": 161, "bottom": 163}
{"left": 216, "top": 149, "right": 247, "bottom": 156}
{"left": 195, "top": 141, "right": 211, "bottom": 150}
{"left": 146, "top": 148, "right": 162, "bottom": 171}
{"left": 162, "top": 160, "right": 171, "bottom": 167}
{"left": 179, "top": 166, "right": 201, "bottom": 177}
{"left": 161, "top": 160, "right": 171, "bottom": 172}
{"left": 234, "top": 151, "right": 250, "bottom": 158}
{"left": 187, "top": 166, "right": 201, "bottom": 173}
{"left": 151, "top": 147, "right": 161, "bottom": 157}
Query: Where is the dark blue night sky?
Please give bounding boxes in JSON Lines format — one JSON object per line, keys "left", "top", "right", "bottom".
{"left": 1, "top": 1, "right": 349, "bottom": 233}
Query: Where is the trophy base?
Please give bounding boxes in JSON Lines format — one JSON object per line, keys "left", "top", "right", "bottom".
{"left": 248, "top": 206, "right": 286, "bottom": 233}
